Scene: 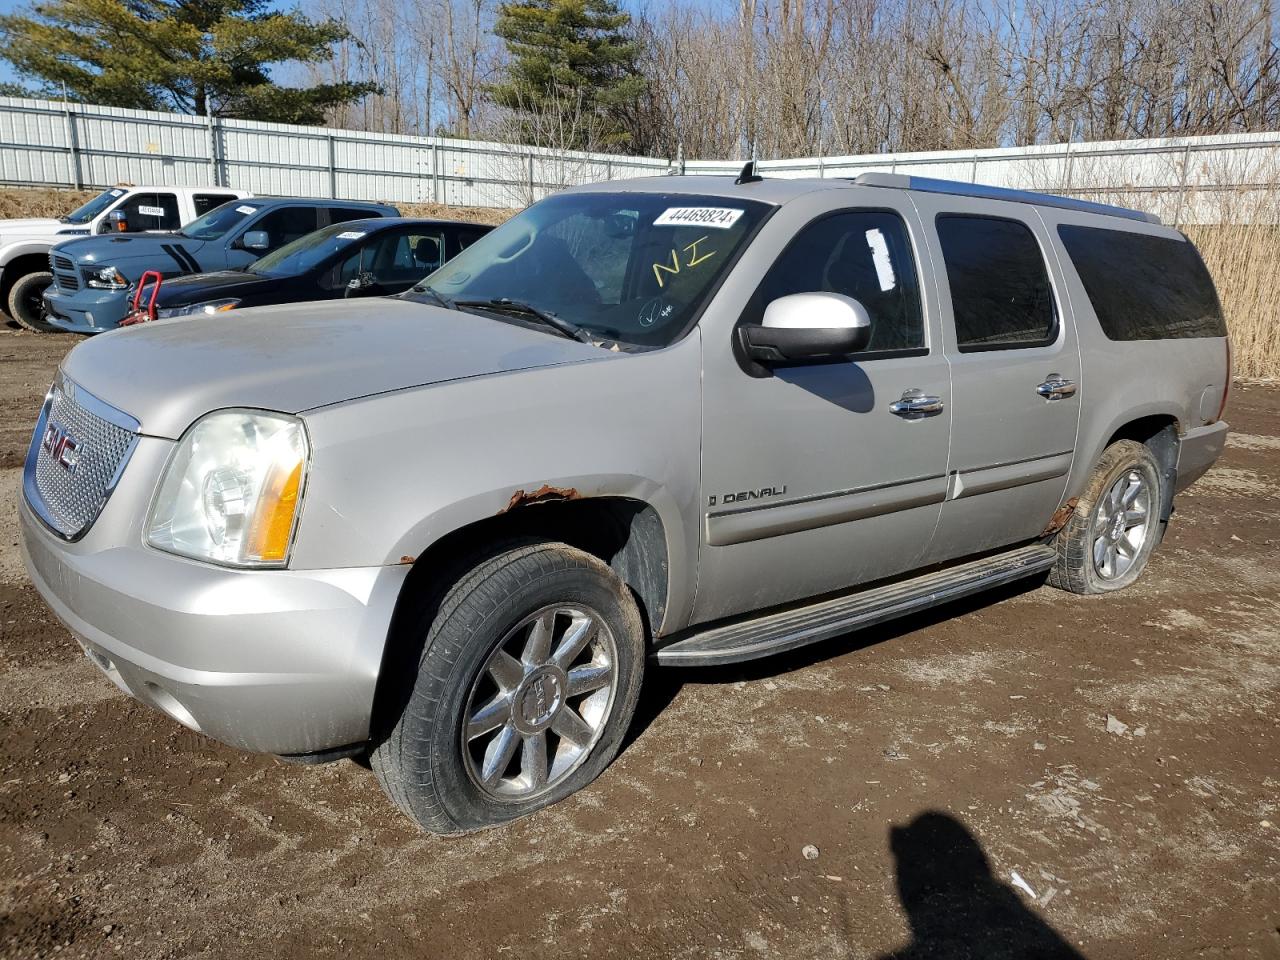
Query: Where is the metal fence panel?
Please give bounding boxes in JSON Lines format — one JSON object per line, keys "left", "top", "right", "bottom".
{"left": 2, "top": 95, "right": 1278, "bottom": 221}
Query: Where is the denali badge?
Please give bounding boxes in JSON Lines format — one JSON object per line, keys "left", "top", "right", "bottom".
{"left": 709, "top": 485, "right": 787, "bottom": 507}
{"left": 42, "top": 420, "right": 83, "bottom": 475}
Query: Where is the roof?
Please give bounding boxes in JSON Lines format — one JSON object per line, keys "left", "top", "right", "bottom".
{"left": 568, "top": 171, "right": 1159, "bottom": 225}
{"left": 333, "top": 216, "right": 494, "bottom": 229}
{"left": 240, "top": 196, "right": 396, "bottom": 208}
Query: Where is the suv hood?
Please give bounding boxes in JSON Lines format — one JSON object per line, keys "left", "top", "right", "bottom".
{"left": 61, "top": 297, "right": 614, "bottom": 438}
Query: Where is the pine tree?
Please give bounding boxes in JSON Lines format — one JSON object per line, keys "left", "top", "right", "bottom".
{"left": 0, "top": 0, "right": 378, "bottom": 124}
{"left": 490, "top": 0, "right": 646, "bottom": 149}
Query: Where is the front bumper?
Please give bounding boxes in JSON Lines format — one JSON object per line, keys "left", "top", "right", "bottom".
{"left": 43, "top": 286, "right": 131, "bottom": 334}
{"left": 1175, "top": 420, "right": 1229, "bottom": 493}
{"left": 20, "top": 496, "right": 409, "bottom": 755}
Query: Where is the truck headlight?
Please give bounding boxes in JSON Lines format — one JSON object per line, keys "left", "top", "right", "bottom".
{"left": 155, "top": 298, "right": 240, "bottom": 320}
{"left": 147, "top": 410, "right": 309, "bottom": 567}
{"left": 87, "top": 266, "right": 129, "bottom": 290}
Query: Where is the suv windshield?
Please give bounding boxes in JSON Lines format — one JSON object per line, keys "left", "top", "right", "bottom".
{"left": 418, "top": 192, "right": 771, "bottom": 347}
{"left": 61, "top": 188, "right": 126, "bottom": 224}
{"left": 249, "top": 221, "right": 371, "bottom": 277}
{"left": 180, "top": 201, "right": 261, "bottom": 241}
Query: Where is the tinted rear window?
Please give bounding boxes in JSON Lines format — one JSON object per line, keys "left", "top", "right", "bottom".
{"left": 936, "top": 215, "right": 1056, "bottom": 351}
{"left": 1056, "top": 224, "right": 1226, "bottom": 340}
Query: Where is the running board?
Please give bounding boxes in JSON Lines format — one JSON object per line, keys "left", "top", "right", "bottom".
{"left": 655, "top": 544, "right": 1055, "bottom": 667}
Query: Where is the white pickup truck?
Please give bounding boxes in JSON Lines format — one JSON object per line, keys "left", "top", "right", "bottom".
{"left": 0, "top": 184, "right": 249, "bottom": 331}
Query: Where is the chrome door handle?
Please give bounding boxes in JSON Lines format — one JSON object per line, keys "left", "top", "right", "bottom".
{"left": 890, "top": 390, "right": 945, "bottom": 417}
{"left": 1036, "top": 375, "right": 1077, "bottom": 400}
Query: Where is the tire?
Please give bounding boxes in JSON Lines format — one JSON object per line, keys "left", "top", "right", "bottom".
{"left": 7, "top": 271, "right": 62, "bottom": 333}
{"left": 1048, "top": 439, "right": 1165, "bottom": 595}
{"left": 370, "top": 541, "right": 646, "bottom": 834}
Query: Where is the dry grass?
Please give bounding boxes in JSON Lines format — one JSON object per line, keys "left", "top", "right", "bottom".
{"left": 0, "top": 187, "right": 99, "bottom": 220}
{"left": 1183, "top": 222, "right": 1280, "bottom": 380}
{"left": 1, "top": 186, "right": 1272, "bottom": 376}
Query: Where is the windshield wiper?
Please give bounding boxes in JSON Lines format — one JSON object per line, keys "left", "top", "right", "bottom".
{"left": 411, "top": 284, "right": 457, "bottom": 310}
{"left": 455, "top": 298, "right": 594, "bottom": 344}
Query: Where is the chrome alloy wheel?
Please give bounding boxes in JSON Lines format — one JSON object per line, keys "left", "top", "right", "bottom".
{"left": 462, "top": 604, "right": 618, "bottom": 800}
{"left": 1091, "top": 469, "right": 1153, "bottom": 580}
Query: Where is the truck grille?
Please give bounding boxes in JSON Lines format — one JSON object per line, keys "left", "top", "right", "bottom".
{"left": 49, "top": 253, "right": 80, "bottom": 292}
{"left": 23, "top": 374, "right": 140, "bottom": 540}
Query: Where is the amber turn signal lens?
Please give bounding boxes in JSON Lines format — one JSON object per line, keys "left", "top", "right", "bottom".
{"left": 244, "top": 460, "right": 304, "bottom": 563}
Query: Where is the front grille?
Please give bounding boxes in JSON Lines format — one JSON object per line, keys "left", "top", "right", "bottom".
{"left": 49, "top": 253, "right": 80, "bottom": 292}
{"left": 24, "top": 375, "right": 139, "bottom": 540}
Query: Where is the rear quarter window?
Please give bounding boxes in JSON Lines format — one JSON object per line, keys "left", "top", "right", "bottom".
{"left": 1056, "top": 224, "right": 1227, "bottom": 340}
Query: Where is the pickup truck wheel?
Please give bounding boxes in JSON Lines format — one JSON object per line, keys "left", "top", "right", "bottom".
{"left": 1049, "top": 439, "right": 1164, "bottom": 594}
{"left": 8, "top": 271, "right": 61, "bottom": 333}
{"left": 370, "top": 542, "right": 645, "bottom": 834}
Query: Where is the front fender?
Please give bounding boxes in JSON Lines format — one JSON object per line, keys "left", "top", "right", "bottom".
{"left": 291, "top": 333, "right": 705, "bottom": 633}
{"left": 0, "top": 238, "right": 54, "bottom": 268}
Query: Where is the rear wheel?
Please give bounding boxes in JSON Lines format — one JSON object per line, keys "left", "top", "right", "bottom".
{"left": 7, "top": 271, "right": 61, "bottom": 333}
{"left": 1049, "top": 439, "right": 1164, "bottom": 594}
{"left": 371, "top": 541, "right": 645, "bottom": 834}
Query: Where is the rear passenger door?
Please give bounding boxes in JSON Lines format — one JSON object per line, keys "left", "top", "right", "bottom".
{"left": 193, "top": 193, "right": 239, "bottom": 218}
{"left": 912, "top": 196, "right": 1081, "bottom": 560}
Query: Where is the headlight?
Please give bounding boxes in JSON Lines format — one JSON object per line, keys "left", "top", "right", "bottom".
{"left": 87, "top": 266, "right": 129, "bottom": 290}
{"left": 147, "top": 410, "right": 309, "bottom": 567}
{"left": 155, "top": 298, "right": 240, "bottom": 320}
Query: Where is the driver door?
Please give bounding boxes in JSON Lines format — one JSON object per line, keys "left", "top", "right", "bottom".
{"left": 693, "top": 193, "right": 953, "bottom": 623}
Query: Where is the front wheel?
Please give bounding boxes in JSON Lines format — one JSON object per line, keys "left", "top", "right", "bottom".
{"left": 371, "top": 542, "right": 645, "bottom": 834}
{"left": 1049, "top": 439, "right": 1165, "bottom": 594}
{"left": 7, "top": 271, "right": 62, "bottom": 333}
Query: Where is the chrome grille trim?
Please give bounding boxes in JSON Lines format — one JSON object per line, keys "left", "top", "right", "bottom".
{"left": 23, "top": 372, "right": 140, "bottom": 542}
{"left": 49, "top": 253, "right": 81, "bottom": 292}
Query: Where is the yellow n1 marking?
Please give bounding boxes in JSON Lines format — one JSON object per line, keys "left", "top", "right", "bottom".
{"left": 653, "top": 249, "right": 680, "bottom": 288}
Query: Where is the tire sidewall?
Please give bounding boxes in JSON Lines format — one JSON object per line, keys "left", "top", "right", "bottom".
{"left": 1081, "top": 444, "right": 1163, "bottom": 593}
{"left": 9, "top": 272, "right": 60, "bottom": 333}
{"left": 411, "top": 551, "right": 644, "bottom": 832}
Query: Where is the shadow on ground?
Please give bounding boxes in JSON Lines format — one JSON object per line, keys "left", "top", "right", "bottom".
{"left": 875, "top": 811, "right": 1086, "bottom": 960}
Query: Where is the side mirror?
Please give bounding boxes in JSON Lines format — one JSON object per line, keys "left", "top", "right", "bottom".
{"left": 241, "top": 230, "right": 269, "bottom": 251}
{"left": 739, "top": 292, "right": 872, "bottom": 364}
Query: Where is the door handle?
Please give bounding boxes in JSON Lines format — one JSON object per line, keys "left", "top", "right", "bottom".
{"left": 1036, "top": 374, "right": 1077, "bottom": 400}
{"left": 890, "top": 389, "right": 945, "bottom": 418}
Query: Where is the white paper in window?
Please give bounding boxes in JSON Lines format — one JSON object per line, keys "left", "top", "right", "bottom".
{"left": 865, "top": 228, "right": 896, "bottom": 292}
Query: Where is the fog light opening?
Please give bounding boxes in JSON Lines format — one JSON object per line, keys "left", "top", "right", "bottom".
{"left": 142, "top": 682, "right": 202, "bottom": 732}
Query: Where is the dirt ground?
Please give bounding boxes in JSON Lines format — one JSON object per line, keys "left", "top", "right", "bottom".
{"left": 0, "top": 326, "right": 1277, "bottom": 960}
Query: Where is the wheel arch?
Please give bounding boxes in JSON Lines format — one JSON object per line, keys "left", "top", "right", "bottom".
{"left": 393, "top": 494, "right": 671, "bottom": 643}
{"left": 1095, "top": 412, "right": 1181, "bottom": 521}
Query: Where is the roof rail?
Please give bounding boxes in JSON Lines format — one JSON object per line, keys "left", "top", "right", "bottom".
{"left": 852, "top": 172, "right": 1161, "bottom": 224}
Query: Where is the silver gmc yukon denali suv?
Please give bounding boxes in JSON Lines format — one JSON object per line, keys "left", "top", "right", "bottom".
{"left": 20, "top": 173, "right": 1231, "bottom": 834}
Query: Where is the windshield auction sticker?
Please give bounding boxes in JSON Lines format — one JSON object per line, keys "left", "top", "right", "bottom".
{"left": 337, "top": 231, "right": 366, "bottom": 240}
{"left": 235, "top": 205, "right": 257, "bottom": 215}
{"left": 653, "top": 207, "right": 744, "bottom": 229}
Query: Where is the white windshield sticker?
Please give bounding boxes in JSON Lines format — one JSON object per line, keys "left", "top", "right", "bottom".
{"left": 236, "top": 205, "right": 257, "bottom": 215}
{"left": 865, "top": 228, "right": 896, "bottom": 292}
{"left": 653, "top": 207, "right": 744, "bottom": 229}
{"left": 137, "top": 205, "right": 165, "bottom": 217}
{"left": 109, "top": 188, "right": 125, "bottom": 197}
{"left": 337, "top": 231, "right": 366, "bottom": 240}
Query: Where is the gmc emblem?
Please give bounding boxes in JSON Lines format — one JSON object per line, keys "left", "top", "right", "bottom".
{"left": 42, "top": 420, "right": 83, "bottom": 475}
